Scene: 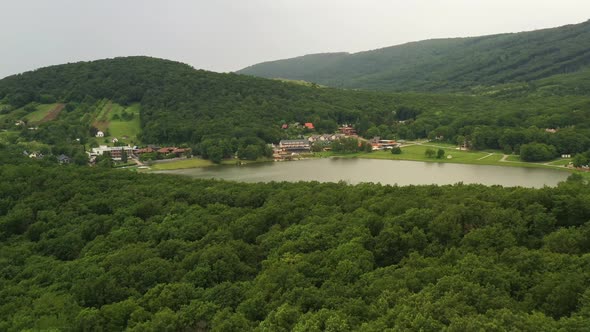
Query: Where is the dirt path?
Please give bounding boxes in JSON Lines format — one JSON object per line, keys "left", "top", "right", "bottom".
{"left": 500, "top": 154, "right": 509, "bottom": 162}
{"left": 40, "top": 103, "right": 65, "bottom": 123}
{"left": 477, "top": 153, "right": 494, "bottom": 160}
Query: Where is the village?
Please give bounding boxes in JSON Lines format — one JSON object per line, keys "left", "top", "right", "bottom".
{"left": 21, "top": 123, "right": 404, "bottom": 166}
{"left": 272, "top": 123, "right": 400, "bottom": 160}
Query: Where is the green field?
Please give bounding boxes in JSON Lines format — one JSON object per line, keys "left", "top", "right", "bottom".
{"left": 107, "top": 103, "right": 141, "bottom": 144}
{"left": 547, "top": 158, "right": 573, "bottom": 166}
{"left": 90, "top": 101, "right": 142, "bottom": 146}
{"left": 93, "top": 99, "right": 112, "bottom": 125}
{"left": 148, "top": 157, "right": 272, "bottom": 170}
{"left": 24, "top": 103, "right": 58, "bottom": 122}
{"left": 149, "top": 158, "right": 215, "bottom": 170}
{"left": 324, "top": 144, "right": 573, "bottom": 171}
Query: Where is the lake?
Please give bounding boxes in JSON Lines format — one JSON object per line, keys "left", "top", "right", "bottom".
{"left": 159, "top": 158, "right": 570, "bottom": 188}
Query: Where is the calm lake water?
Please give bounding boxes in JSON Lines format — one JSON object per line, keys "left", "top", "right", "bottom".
{"left": 160, "top": 158, "right": 570, "bottom": 188}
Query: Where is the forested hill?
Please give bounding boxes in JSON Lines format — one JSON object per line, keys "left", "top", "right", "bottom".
{"left": 0, "top": 56, "right": 403, "bottom": 144}
{"left": 237, "top": 20, "right": 590, "bottom": 92}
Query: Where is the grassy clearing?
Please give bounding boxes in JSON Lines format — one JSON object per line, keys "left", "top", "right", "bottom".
{"left": 547, "top": 158, "right": 573, "bottom": 166}
{"left": 149, "top": 157, "right": 273, "bottom": 170}
{"left": 365, "top": 145, "right": 490, "bottom": 163}
{"left": 94, "top": 99, "right": 111, "bottom": 124}
{"left": 90, "top": 102, "right": 142, "bottom": 146}
{"left": 323, "top": 144, "right": 571, "bottom": 171}
{"left": 505, "top": 155, "right": 522, "bottom": 162}
{"left": 108, "top": 103, "right": 141, "bottom": 144}
{"left": 24, "top": 104, "right": 58, "bottom": 122}
{"left": 150, "top": 158, "right": 215, "bottom": 170}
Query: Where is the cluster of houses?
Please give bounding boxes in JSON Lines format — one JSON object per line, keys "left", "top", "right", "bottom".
{"left": 369, "top": 138, "right": 400, "bottom": 151}
{"left": 23, "top": 150, "right": 72, "bottom": 164}
{"left": 87, "top": 145, "right": 190, "bottom": 162}
{"left": 272, "top": 125, "right": 366, "bottom": 160}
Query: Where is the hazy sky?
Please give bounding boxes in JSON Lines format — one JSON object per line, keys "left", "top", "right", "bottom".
{"left": 1, "top": 0, "right": 589, "bottom": 78}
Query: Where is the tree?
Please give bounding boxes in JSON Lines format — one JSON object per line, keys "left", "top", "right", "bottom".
{"left": 520, "top": 143, "right": 557, "bottom": 162}
{"left": 437, "top": 148, "right": 445, "bottom": 159}
{"left": 391, "top": 146, "right": 402, "bottom": 154}
{"left": 97, "top": 153, "right": 113, "bottom": 168}
{"left": 573, "top": 153, "right": 589, "bottom": 168}
{"left": 425, "top": 148, "right": 436, "bottom": 158}
{"left": 207, "top": 146, "right": 224, "bottom": 164}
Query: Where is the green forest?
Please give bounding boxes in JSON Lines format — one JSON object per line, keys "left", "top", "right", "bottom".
{"left": 2, "top": 8, "right": 590, "bottom": 332}
{"left": 1, "top": 148, "right": 590, "bottom": 331}
{"left": 238, "top": 19, "right": 590, "bottom": 93}
{"left": 2, "top": 57, "right": 590, "bottom": 163}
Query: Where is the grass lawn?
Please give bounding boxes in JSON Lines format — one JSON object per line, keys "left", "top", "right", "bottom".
{"left": 149, "top": 157, "right": 273, "bottom": 170}
{"left": 24, "top": 103, "right": 58, "bottom": 122}
{"left": 360, "top": 145, "right": 491, "bottom": 164}
{"left": 108, "top": 103, "right": 141, "bottom": 143}
{"left": 90, "top": 102, "right": 142, "bottom": 146}
{"left": 150, "top": 158, "right": 215, "bottom": 170}
{"left": 547, "top": 158, "right": 573, "bottom": 166}
{"left": 323, "top": 144, "right": 571, "bottom": 171}
{"left": 505, "top": 155, "right": 522, "bottom": 162}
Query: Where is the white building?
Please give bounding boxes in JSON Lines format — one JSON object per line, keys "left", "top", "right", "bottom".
{"left": 96, "top": 131, "right": 105, "bottom": 138}
{"left": 88, "top": 145, "right": 135, "bottom": 161}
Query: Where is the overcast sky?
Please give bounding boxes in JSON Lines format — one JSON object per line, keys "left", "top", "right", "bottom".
{"left": 1, "top": 0, "right": 588, "bottom": 78}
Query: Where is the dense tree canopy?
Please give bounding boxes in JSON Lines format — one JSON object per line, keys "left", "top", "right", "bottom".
{"left": 238, "top": 19, "right": 590, "bottom": 93}
{"left": 1, "top": 148, "right": 590, "bottom": 330}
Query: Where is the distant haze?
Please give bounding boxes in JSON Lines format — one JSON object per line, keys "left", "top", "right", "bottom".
{"left": 1, "top": 0, "right": 589, "bottom": 79}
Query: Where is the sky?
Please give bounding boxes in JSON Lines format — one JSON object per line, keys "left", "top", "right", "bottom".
{"left": 1, "top": 0, "right": 589, "bottom": 78}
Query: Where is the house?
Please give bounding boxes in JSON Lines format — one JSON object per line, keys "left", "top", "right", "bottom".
{"left": 88, "top": 145, "right": 134, "bottom": 161}
{"left": 370, "top": 139, "right": 398, "bottom": 151}
{"left": 57, "top": 154, "right": 71, "bottom": 164}
{"left": 339, "top": 126, "right": 357, "bottom": 136}
{"left": 15, "top": 120, "right": 25, "bottom": 126}
{"left": 112, "top": 137, "right": 119, "bottom": 143}
{"left": 172, "top": 148, "right": 190, "bottom": 156}
{"left": 545, "top": 128, "right": 558, "bottom": 134}
{"left": 28, "top": 152, "right": 44, "bottom": 159}
{"left": 307, "top": 135, "right": 321, "bottom": 143}
{"left": 135, "top": 147, "right": 155, "bottom": 154}
{"left": 281, "top": 124, "right": 289, "bottom": 129}
{"left": 158, "top": 147, "right": 174, "bottom": 154}
{"left": 279, "top": 139, "right": 311, "bottom": 152}
{"left": 96, "top": 131, "right": 105, "bottom": 138}
{"left": 304, "top": 122, "right": 315, "bottom": 130}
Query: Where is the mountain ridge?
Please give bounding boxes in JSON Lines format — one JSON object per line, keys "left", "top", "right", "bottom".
{"left": 237, "top": 19, "right": 590, "bottom": 92}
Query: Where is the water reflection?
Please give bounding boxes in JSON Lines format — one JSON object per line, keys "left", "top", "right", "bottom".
{"left": 161, "top": 158, "right": 569, "bottom": 188}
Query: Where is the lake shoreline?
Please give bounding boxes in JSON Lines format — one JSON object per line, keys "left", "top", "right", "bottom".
{"left": 145, "top": 150, "right": 574, "bottom": 173}
{"left": 156, "top": 158, "right": 570, "bottom": 188}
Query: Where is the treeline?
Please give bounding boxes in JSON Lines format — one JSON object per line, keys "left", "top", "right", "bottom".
{"left": 2, "top": 150, "right": 590, "bottom": 330}
{"left": 238, "top": 19, "right": 590, "bottom": 93}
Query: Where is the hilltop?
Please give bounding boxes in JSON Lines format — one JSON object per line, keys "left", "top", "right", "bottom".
{"left": 238, "top": 20, "right": 590, "bottom": 93}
